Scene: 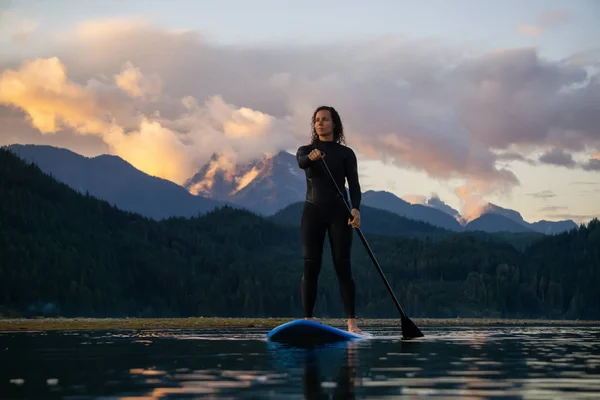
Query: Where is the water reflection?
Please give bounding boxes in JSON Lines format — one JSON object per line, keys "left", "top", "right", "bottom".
{"left": 267, "top": 340, "right": 360, "bottom": 399}
{"left": 1, "top": 326, "right": 599, "bottom": 398}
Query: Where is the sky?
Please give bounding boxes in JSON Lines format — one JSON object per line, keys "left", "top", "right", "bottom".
{"left": 1, "top": 0, "right": 599, "bottom": 224}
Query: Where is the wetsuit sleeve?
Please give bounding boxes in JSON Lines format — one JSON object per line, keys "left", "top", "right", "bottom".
{"left": 346, "top": 148, "right": 362, "bottom": 210}
{"left": 296, "top": 145, "right": 312, "bottom": 169}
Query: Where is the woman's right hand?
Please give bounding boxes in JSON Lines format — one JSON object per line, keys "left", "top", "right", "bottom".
{"left": 308, "top": 149, "right": 325, "bottom": 161}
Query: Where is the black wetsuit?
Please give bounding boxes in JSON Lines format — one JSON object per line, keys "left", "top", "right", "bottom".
{"left": 296, "top": 140, "right": 362, "bottom": 318}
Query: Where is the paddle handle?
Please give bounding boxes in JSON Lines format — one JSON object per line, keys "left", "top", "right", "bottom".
{"left": 318, "top": 156, "right": 408, "bottom": 319}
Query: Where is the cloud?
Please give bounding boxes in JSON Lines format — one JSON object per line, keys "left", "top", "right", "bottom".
{"left": 114, "top": 61, "right": 162, "bottom": 99}
{"left": 0, "top": 9, "right": 39, "bottom": 44}
{"left": 579, "top": 188, "right": 600, "bottom": 195}
{"left": 0, "top": 56, "right": 292, "bottom": 184}
{"left": 538, "top": 148, "right": 576, "bottom": 167}
{"left": 527, "top": 190, "right": 557, "bottom": 199}
{"left": 10, "top": 19, "right": 39, "bottom": 44}
{"left": 0, "top": 57, "right": 110, "bottom": 134}
{"left": 537, "top": 148, "right": 600, "bottom": 171}
{"left": 570, "top": 181, "right": 599, "bottom": 185}
{"left": 582, "top": 158, "right": 600, "bottom": 171}
{"left": 561, "top": 49, "right": 600, "bottom": 68}
{"left": 426, "top": 194, "right": 461, "bottom": 218}
{"left": 518, "top": 25, "right": 543, "bottom": 37}
{"left": 539, "top": 206, "right": 567, "bottom": 212}
{"left": 0, "top": 17, "right": 599, "bottom": 214}
{"left": 402, "top": 194, "right": 426, "bottom": 205}
{"left": 517, "top": 9, "right": 570, "bottom": 37}
{"left": 495, "top": 151, "right": 537, "bottom": 165}
{"left": 539, "top": 10, "right": 570, "bottom": 26}
{"left": 402, "top": 192, "right": 461, "bottom": 219}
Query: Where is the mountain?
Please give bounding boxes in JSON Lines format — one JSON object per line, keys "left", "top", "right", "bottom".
{"left": 364, "top": 190, "right": 576, "bottom": 235}
{"left": 423, "top": 196, "right": 461, "bottom": 219}
{"left": 4, "top": 144, "right": 226, "bottom": 220}
{"left": 464, "top": 214, "right": 535, "bottom": 233}
{"left": 184, "top": 150, "right": 305, "bottom": 215}
{"left": 470, "top": 203, "right": 577, "bottom": 234}
{"left": 5, "top": 144, "right": 579, "bottom": 234}
{"left": 530, "top": 220, "right": 578, "bottom": 234}
{"left": 362, "top": 190, "right": 464, "bottom": 231}
{"left": 270, "top": 201, "right": 449, "bottom": 239}
{"left": 477, "top": 203, "right": 529, "bottom": 226}
{"left": 2, "top": 146, "right": 599, "bottom": 320}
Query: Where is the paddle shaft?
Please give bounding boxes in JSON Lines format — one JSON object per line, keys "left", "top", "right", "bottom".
{"left": 317, "top": 155, "right": 408, "bottom": 320}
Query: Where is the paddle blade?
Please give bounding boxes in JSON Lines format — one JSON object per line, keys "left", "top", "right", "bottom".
{"left": 401, "top": 315, "right": 424, "bottom": 339}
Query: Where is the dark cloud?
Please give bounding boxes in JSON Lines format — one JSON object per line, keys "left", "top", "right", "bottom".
{"left": 537, "top": 149, "right": 600, "bottom": 171}
{"left": 582, "top": 158, "right": 600, "bottom": 171}
{"left": 527, "top": 190, "right": 557, "bottom": 199}
{"left": 496, "top": 151, "right": 537, "bottom": 165}
{"left": 539, "top": 148, "right": 576, "bottom": 167}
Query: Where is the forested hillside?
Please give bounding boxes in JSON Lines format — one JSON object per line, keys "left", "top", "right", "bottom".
{"left": 271, "top": 201, "right": 545, "bottom": 251}
{"left": 1, "top": 148, "right": 598, "bottom": 319}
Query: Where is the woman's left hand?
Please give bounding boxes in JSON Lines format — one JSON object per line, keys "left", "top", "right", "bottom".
{"left": 348, "top": 208, "right": 360, "bottom": 228}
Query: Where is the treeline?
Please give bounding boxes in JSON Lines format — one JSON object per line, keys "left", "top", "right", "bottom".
{"left": 1, "top": 148, "right": 598, "bottom": 319}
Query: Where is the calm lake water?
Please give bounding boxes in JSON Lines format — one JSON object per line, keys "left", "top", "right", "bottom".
{"left": 1, "top": 324, "right": 599, "bottom": 399}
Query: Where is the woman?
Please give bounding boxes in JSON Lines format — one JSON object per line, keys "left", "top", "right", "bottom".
{"left": 295, "top": 105, "right": 363, "bottom": 333}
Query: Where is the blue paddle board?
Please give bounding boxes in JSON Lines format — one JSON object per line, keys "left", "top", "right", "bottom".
{"left": 266, "top": 319, "right": 367, "bottom": 346}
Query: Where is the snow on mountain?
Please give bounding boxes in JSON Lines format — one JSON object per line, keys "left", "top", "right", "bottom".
{"left": 184, "top": 150, "right": 305, "bottom": 215}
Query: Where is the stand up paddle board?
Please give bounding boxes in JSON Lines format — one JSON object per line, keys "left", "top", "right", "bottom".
{"left": 266, "top": 319, "right": 368, "bottom": 346}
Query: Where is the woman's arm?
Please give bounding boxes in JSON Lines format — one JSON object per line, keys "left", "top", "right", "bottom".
{"left": 296, "top": 145, "right": 313, "bottom": 169}
{"left": 345, "top": 148, "right": 362, "bottom": 211}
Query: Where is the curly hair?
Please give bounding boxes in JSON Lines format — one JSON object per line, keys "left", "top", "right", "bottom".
{"left": 310, "top": 105, "right": 345, "bottom": 145}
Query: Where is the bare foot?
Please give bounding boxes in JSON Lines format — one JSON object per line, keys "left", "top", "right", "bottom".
{"left": 347, "top": 318, "right": 362, "bottom": 333}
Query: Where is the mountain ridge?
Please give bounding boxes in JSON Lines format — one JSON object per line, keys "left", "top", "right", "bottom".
{"left": 3, "top": 143, "right": 580, "bottom": 234}
{"left": 4, "top": 144, "right": 229, "bottom": 220}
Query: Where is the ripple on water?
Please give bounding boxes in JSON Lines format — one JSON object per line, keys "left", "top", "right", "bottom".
{"left": 2, "top": 325, "right": 600, "bottom": 398}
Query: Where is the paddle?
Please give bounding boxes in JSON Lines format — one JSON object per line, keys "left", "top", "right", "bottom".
{"left": 318, "top": 153, "right": 424, "bottom": 340}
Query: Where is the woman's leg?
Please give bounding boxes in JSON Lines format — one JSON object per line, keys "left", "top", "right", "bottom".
{"left": 327, "top": 205, "right": 360, "bottom": 331}
{"left": 300, "top": 201, "right": 327, "bottom": 318}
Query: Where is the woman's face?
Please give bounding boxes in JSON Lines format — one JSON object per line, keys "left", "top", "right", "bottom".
{"left": 314, "top": 109, "right": 334, "bottom": 139}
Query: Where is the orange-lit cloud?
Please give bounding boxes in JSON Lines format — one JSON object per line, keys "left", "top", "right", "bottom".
{"left": 0, "top": 57, "right": 194, "bottom": 183}
{"left": 0, "top": 56, "right": 287, "bottom": 185}
{"left": 0, "top": 57, "right": 110, "bottom": 134}
{"left": 105, "top": 118, "right": 197, "bottom": 185}
{"left": 455, "top": 183, "right": 490, "bottom": 223}
{"left": 114, "top": 61, "right": 162, "bottom": 98}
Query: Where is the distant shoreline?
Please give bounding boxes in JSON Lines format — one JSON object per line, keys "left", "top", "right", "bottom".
{"left": 1, "top": 317, "right": 599, "bottom": 332}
